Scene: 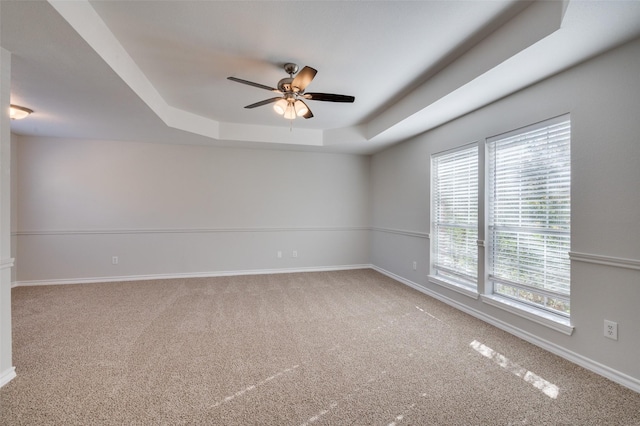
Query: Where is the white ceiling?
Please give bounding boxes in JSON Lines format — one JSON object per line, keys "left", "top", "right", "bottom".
{"left": 3, "top": 1, "right": 640, "bottom": 154}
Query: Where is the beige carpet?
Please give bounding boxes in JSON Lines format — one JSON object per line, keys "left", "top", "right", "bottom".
{"left": 2, "top": 269, "right": 639, "bottom": 425}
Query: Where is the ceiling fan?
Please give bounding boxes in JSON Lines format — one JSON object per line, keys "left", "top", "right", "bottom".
{"left": 227, "top": 63, "right": 355, "bottom": 120}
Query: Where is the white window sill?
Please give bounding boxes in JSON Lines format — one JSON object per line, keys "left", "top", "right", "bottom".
{"left": 428, "top": 275, "right": 479, "bottom": 300}
{"left": 481, "top": 294, "right": 574, "bottom": 335}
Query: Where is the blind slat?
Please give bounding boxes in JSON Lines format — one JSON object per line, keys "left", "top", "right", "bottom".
{"left": 488, "top": 118, "right": 571, "bottom": 316}
{"left": 432, "top": 144, "right": 479, "bottom": 288}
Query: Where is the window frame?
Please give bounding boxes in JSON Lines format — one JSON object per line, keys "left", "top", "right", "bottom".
{"left": 483, "top": 115, "right": 572, "bottom": 330}
{"left": 429, "top": 142, "right": 479, "bottom": 299}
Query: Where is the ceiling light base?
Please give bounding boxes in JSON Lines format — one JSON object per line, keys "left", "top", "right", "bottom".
{"left": 283, "top": 63, "right": 299, "bottom": 76}
{"left": 9, "top": 104, "right": 33, "bottom": 120}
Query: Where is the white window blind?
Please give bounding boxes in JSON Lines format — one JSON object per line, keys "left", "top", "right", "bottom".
{"left": 488, "top": 117, "right": 571, "bottom": 316}
{"left": 432, "top": 144, "right": 478, "bottom": 288}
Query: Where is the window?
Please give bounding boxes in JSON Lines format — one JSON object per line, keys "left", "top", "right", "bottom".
{"left": 431, "top": 144, "right": 478, "bottom": 291}
{"left": 487, "top": 116, "right": 571, "bottom": 316}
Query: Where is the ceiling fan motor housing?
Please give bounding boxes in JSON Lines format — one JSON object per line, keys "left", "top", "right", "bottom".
{"left": 277, "top": 77, "right": 295, "bottom": 93}
{"left": 279, "top": 63, "right": 302, "bottom": 93}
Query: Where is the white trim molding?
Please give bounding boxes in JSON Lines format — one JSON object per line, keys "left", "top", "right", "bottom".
{"left": 0, "top": 257, "right": 14, "bottom": 270}
{"left": 570, "top": 251, "right": 640, "bottom": 271}
{"left": 428, "top": 274, "right": 479, "bottom": 300}
{"left": 13, "top": 264, "right": 373, "bottom": 287}
{"left": 0, "top": 366, "right": 16, "bottom": 388}
{"left": 370, "top": 265, "right": 640, "bottom": 394}
{"left": 480, "top": 294, "right": 573, "bottom": 335}
{"left": 371, "top": 227, "right": 430, "bottom": 239}
{"left": 16, "top": 226, "right": 370, "bottom": 237}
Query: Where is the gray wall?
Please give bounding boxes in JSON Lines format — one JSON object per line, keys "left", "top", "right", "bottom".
{"left": 15, "top": 139, "right": 371, "bottom": 282}
{"left": 11, "top": 133, "right": 17, "bottom": 284}
{"left": 371, "top": 37, "right": 640, "bottom": 388}
{"left": 0, "top": 47, "right": 15, "bottom": 387}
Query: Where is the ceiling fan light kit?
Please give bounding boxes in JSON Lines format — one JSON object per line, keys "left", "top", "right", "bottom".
{"left": 293, "top": 100, "right": 309, "bottom": 117}
{"left": 273, "top": 97, "right": 308, "bottom": 119}
{"left": 228, "top": 63, "right": 354, "bottom": 121}
{"left": 273, "top": 99, "right": 287, "bottom": 115}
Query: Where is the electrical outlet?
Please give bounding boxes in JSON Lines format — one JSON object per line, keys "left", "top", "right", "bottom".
{"left": 292, "top": 250, "right": 298, "bottom": 258}
{"left": 277, "top": 251, "right": 282, "bottom": 259}
{"left": 604, "top": 320, "right": 618, "bottom": 340}
{"left": 413, "top": 261, "right": 417, "bottom": 271}
{"left": 112, "top": 256, "right": 119, "bottom": 265}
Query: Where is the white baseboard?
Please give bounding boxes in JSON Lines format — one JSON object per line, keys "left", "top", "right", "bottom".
{"left": 12, "top": 264, "right": 373, "bottom": 287}
{"left": 0, "top": 366, "right": 16, "bottom": 388}
{"left": 370, "top": 265, "right": 640, "bottom": 394}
